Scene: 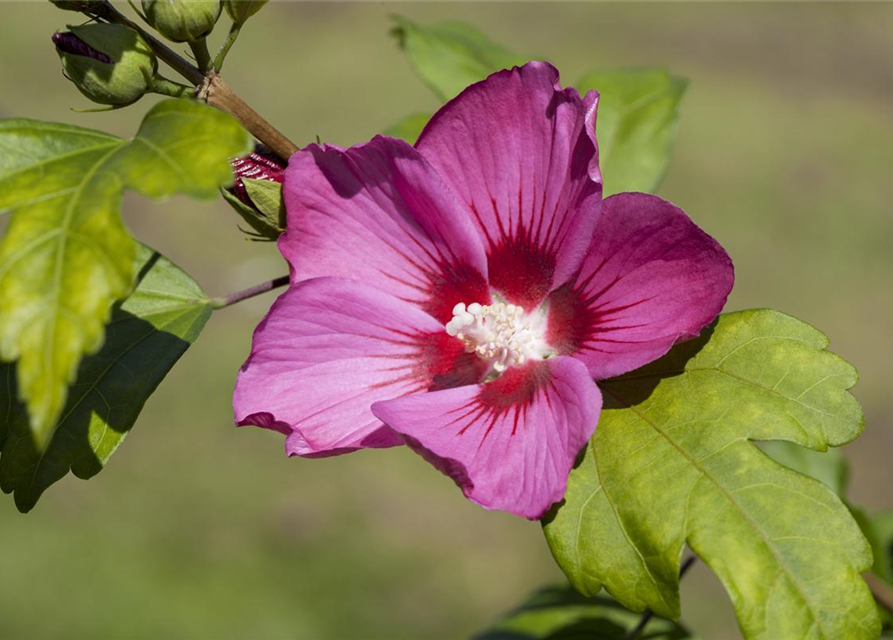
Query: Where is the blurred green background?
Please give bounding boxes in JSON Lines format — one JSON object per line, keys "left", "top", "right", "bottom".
{"left": 1, "top": 2, "right": 892, "bottom": 639}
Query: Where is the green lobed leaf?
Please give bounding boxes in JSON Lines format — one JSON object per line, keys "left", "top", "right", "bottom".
{"left": 853, "top": 507, "right": 893, "bottom": 585}
{"left": 577, "top": 68, "right": 686, "bottom": 196}
{"left": 115, "top": 99, "right": 251, "bottom": 200}
{"left": 391, "top": 16, "right": 528, "bottom": 101}
{"left": 760, "top": 440, "right": 849, "bottom": 497}
{"left": 472, "top": 584, "right": 695, "bottom": 640}
{"left": 0, "top": 99, "right": 249, "bottom": 448}
{"left": 383, "top": 112, "right": 431, "bottom": 145}
{"left": 0, "top": 244, "right": 212, "bottom": 512}
{"left": 544, "top": 309, "right": 879, "bottom": 639}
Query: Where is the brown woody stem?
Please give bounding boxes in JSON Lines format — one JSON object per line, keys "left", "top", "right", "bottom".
{"left": 199, "top": 74, "right": 299, "bottom": 160}
{"left": 90, "top": 1, "right": 298, "bottom": 161}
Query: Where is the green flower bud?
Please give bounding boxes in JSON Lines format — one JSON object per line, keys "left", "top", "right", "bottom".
{"left": 142, "top": 0, "right": 221, "bottom": 43}
{"left": 49, "top": 0, "right": 102, "bottom": 12}
{"left": 223, "top": 0, "right": 267, "bottom": 26}
{"left": 53, "top": 24, "right": 157, "bottom": 106}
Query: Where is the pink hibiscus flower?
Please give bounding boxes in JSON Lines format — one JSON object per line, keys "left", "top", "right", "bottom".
{"left": 234, "top": 62, "right": 734, "bottom": 519}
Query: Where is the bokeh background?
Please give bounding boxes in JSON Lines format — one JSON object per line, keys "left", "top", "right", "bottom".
{"left": 1, "top": 2, "right": 891, "bottom": 639}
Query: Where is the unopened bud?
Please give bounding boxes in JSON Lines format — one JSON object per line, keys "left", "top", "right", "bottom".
{"left": 230, "top": 146, "right": 285, "bottom": 203}
{"left": 49, "top": 0, "right": 102, "bottom": 12}
{"left": 142, "top": 0, "right": 221, "bottom": 43}
{"left": 223, "top": 0, "right": 267, "bottom": 26}
{"left": 53, "top": 24, "right": 157, "bottom": 106}
{"left": 223, "top": 145, "right": 286, "bottom": 241}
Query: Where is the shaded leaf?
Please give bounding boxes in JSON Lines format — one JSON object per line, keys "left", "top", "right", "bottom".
{"left": 391, "top": 16, "right": 528, "bottom": 101}
{"left": 0, "top": 244, "right": 211, "bottom": 512}
{"left": 577, "top": 68, "right": 686, "bottom": 196}
{"left": 383, "top": 112, "right": 431, "bottom": 145}
{"left": 0, "top": 99, "right": 249, "bottom": 447}
{"left": 544, "top": 309, "right": 878, "bottom": 639}
{"left": 472, "top": 584, "right": 695, "bottom": 640}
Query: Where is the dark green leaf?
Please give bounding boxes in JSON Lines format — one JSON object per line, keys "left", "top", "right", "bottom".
{"left": 472, "top": 584, "right": 694, "bottom": 640}
{"left": 391, "top": 16, "right": 528, "bottom": 101}
{"left": 544, "top": 309, "right": 879, "bottom": 639}
{"left": 383, "top": 112, "right": 431, "bottom": 145}
{"left": 576, "top": 69, "right": 686, "bottom": 196}
{"left": 0, "top": 244, "right": 211, "bottom": 512}
{"left": 0, "top": 99, "right": 249, "bottom": 448}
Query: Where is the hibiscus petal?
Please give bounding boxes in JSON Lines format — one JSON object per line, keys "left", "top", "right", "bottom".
{"left": 371, "top": 356, "right": 601, "bottom": 519}
{"left": 547, "top": 192, "right": 734, "bottom": 379}
{"left": 281, "top": 136, "right": 490, "bottom": 324}
{"left": 416, "top": 61, "right": 601, "bottom": 311}
{"left": 234, "top": 277, "right": 487, "bottom": 457}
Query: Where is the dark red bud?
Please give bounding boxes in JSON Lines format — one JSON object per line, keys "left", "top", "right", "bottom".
{"left": 229, "top": 145, "right": 286, "bottom": 205}
{"left": 52, "top": 31, "right": 112, "bottom": 64}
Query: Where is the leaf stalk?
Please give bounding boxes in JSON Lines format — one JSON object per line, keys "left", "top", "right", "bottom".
{"left": 213, "top": 22, "right": 242, "bottom": 72}
{"left": 210, "top": 275, "right": 290, "bottom": 310}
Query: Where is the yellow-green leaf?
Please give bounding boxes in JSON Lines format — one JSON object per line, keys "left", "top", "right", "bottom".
{"left": 0, "top": 99, "right": 249, "bottom": 449}
{"left": 0, "top": 244, "right": 212, "bottom": 512}
{"left": 544, "top": 309, "right": 879, "bottom": 640}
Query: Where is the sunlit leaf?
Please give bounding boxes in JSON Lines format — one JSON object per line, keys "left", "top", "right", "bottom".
{"left": 577, "top": 68, "right": 686, "bottom": 196}
{"left": 0, "top": 99, "right": 249, "bottom": 448}
{"left": 383, "top": 112, "right": 431, "bottom": 145}
{"left": 761, "top": 440, "right": 849, "bottom": 497}
{"left": 391, "top": 16, "right": 528, "bottom": 101}
{"left": 0, "top": 244, "right": 212, "bottom": 512}
{"left": 853, "top": 507, "right": 893, "bottom": 585}
{"left": 544, "top": 309, "right": 879, "bottom": 639}
{"left": 242, "top": 178, "right": 284, "bottom": 223}
{"left": 472, "top": 584, "right": 695, "bottom": 640}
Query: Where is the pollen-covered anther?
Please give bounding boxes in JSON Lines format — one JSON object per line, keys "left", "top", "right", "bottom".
{"left": 445, "top": 301, "right": 553, "bottom": 373}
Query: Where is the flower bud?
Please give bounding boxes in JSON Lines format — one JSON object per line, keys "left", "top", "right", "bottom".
{"left": 53, "top": 24, "right": 157, "bottom": 106}
{"left": 223, "top": 0, "right": 267, "bottom": 26}
{"left": 49, "top": 0, "right": 102, "bottom": 12}
{"left": 142, "top": 0, "right": 221, "bottom": 43}
{"left": 223, "top": 145, "right": 286, "bottom": 241}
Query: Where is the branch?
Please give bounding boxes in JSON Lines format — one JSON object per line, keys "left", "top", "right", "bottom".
{"left": 91, "top": 1, "right": 298, "bottom": 161}
{"left": 210, "top": 275, "right": 289, "bottom": 310}
{"left": 199, "top": 74, "right": 299, "bottom": 160}
{"left": 626, "top": 555, "right": 697, "bottom": 640}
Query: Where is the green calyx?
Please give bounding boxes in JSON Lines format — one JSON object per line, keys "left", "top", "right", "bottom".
{"left": 142, "top": 0, "right": 221, "bottom": 43}
{"left": 55, "top": 23, "right": 158, "bottom": 106}
{"left": 223, "top": 0, "right": 267, "bottom": 26}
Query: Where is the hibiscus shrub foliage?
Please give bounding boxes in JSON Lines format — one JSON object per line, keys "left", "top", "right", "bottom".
{"left": 1, "top": 3, "right": 890, "bottom": 639}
